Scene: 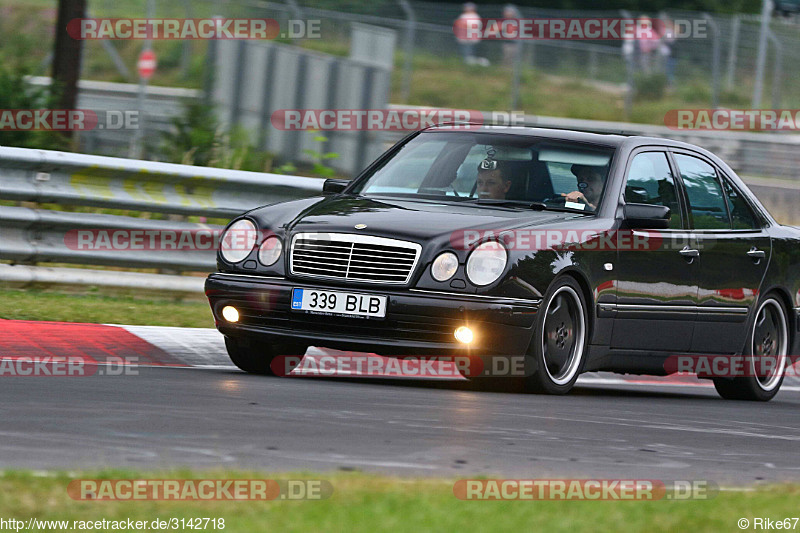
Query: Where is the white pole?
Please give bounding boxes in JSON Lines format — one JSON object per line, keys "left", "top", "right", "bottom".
{"left": 752, "top": 0, "right": 773, "bottom": 108}
{"left": 130, "top": 0, "right": 154, "bottom": 159}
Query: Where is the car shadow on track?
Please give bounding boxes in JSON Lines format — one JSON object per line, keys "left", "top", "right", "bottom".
{"left": 212, "top": 368, "right": 718, "bottom": 400}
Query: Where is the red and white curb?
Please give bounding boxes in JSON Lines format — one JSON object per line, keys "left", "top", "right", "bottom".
{"left": 1, "top": 319, "right": 799, "bottom": 391}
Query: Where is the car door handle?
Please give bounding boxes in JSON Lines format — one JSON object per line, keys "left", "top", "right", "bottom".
{"left": 679, "top": 247, "right": 700, "bottom": 258}
{"left": 747, "top": 248, "right": 766, "bottom": 260}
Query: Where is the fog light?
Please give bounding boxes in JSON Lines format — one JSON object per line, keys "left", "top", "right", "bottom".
{"left": 222, "top": 306, "right": 240, "bottom": 323}
{"left": 454, "top": 326, "right": 474, "bottom": 344}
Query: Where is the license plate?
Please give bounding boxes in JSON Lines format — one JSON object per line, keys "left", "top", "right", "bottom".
{"left": 291, "top": 288, "right": 387, "bottom": 319}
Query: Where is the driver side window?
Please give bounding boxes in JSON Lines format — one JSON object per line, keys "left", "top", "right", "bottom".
{"left": 625, "top": 152, "right": 682, "bottom": 229}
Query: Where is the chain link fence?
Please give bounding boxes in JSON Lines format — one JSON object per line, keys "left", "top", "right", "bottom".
{"left": 7, "top": 0, "right": 800, "bottom": 108}
{"left": 5, "top": 0, "right": 800, "bottom": 158}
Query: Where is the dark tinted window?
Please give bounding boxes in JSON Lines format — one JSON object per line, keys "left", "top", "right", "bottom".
{"left": 675, "top": 154, "right": 730, "bottom": 230}
{"left": 625, "top": 152, "right": 682, "bottom": 229}
{"left": 352, "top": 132, "right": 614, "bottom": 213}
{"left": 722, "top": 180, "right": 760, "bottom": 230}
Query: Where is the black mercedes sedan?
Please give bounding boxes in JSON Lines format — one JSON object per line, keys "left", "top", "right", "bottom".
{"left": 205, "top": 126, "right": 800, "bottom": 401}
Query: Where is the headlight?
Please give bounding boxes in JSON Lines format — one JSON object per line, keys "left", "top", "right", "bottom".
{"left": 258, "top": 236, "right": 283, "bottom": 266}
{"left": 220, "top": 219, "right": 257, "bottom": 263}
{"left": 466, "top": 242, "right": 508, "bottom": 286}
{"left": 431, "top": 252, "right": 458, "bottom": 282}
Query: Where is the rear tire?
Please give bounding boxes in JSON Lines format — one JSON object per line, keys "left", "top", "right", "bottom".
{"left": 713, "top": 295, "right": 789, "bottom": 402}
{"left": 225, "top": 336, "right": 308, "bottom": 375}
{"left": 524, "top": 277, "right": 589, "bottom": 394}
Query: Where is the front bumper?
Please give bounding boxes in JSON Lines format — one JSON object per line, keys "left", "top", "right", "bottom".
{"left": 205, "top": 272, "right": 540, "bottom": 356}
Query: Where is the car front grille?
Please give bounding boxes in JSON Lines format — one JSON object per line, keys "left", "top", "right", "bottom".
{"left": 290, "top": 233, "right": 422, "bottom": 284}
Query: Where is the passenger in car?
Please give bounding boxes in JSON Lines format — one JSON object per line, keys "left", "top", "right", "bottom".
{"left": 562, "top": 164, "right": 606, "bottom": 211}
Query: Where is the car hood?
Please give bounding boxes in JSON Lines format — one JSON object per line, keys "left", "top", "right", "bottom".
{"left": 253, "top": 195, "right": 584, "bottom": 245}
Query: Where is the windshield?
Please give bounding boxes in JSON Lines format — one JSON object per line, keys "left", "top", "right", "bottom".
{"left": 351, "top": 132, "right": 615, "bottom": 212}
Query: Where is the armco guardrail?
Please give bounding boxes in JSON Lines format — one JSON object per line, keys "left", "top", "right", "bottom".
{"left": 0, "top": 147, "right": 324, "bottom": 293}
{"left": 0, "top": 207, "right": 219, "bottom": 271}
{"left": 28, "top": 77, "right": 201, "bottom": 158}
{"left": 0, "top": 147, "right": 323, "bottom": 217}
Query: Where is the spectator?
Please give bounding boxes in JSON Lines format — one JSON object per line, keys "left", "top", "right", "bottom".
{"left": 656, "top": 15, "right": 677, "bottom": 87}
{"left": 637, "top": 15, "right": 657, "bottom": 73}
{"left": 621, "top": 20, "right": 636, "bottom": 87}
{"left": 454, "top": 3, "right": 486, "bottom": 66}
{"left": 501, "top": 4, "right": 521, "bottom": 67}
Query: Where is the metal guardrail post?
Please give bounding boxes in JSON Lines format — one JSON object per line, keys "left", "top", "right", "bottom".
{"left": 511, "top": 41, "right": 522, "bottom": 110}
{"left": 229, "top": 40, "right": 248, "bottom": 127}
{"left": 703, "top": 14, "right": 721, "bottom": 109}
{"left": 203, "top": 19, "right": 221, "bottom": 106}
{"left": 321, "top": 58, "right": 341, "bottom": 158}
{"left": 285, "top": 0, "right": 304, "bottom": 21}
{"left": 258, "top": 45, "right": 279, "bottom": 152}
{"left": 752, "top": 0, "right": 774, "bottom": 108}
{"left": 725, "top": 15, "right": 741, "bottom": 90}
{"left": 355, "top": 66, "right": 376, "bottom": 176}
{"left": 398, "top": 0, "right": 416, "bottom": 105}
{"left": 588, "top": 48, "right": 598, "bottom": 81}
{"left": 180, "top": 0, "right": 193, "bottom": 79}
{"left": 767, "top": 29, "right": 783, "bottom": 109}
{"left": 288, "top": 54, "right": 309, "bottom": 165}
{"left": 129, "top": 0, "right": 155, "bottom": 159}
{"left": 620, "top": 9, "right": 634, "bottom": 122}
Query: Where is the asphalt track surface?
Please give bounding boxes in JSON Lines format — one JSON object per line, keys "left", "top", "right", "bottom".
{"left": 3, "top": 365, "right": 800, "bottom": 484}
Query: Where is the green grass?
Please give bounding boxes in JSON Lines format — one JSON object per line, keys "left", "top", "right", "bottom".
{"left": 0, "top": 288, "right": 214, "bottom": 327}
{"left": 0, "top": 470, "right": 799, "bottom": 532}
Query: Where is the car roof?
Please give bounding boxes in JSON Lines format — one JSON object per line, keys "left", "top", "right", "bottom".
{"left": 425, "top": 125, "right": 628, "bottom": 146}
{"left": 423, "top": 125, "right": 710, "bottom": 153}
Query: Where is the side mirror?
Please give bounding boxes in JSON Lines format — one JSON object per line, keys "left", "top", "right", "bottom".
{"left": 623, "top": 203, "right": 671, "bottom": 230}
{"left": 322, "top": 178, "right": 349, "bottom": 195}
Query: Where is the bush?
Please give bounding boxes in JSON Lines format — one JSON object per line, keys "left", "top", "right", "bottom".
{"left": 634, "top": 73, "right": 668, "bottom": 101}
{"left": 160, "top": 102, "right": 277, "bottom": 172}
{"left": 0, "top": 36, "right": 67, "bottom": 150}
{"left": 160, "top": 100, "right": 221, "bottom": 166}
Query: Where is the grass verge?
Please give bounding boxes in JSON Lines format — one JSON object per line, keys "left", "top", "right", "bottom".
{"left": 0, "top": 288, "right": 214, "bottom": 328}
{"left": 0, "top": 470, "right": 797, "bottom": 532}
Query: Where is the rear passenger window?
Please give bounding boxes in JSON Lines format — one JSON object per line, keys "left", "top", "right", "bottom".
{"left": 625, "top": 152, "right": 682, "bottom": 229}
{"left": 722, "top": 180, "right": 760, "bottom": 230}
{"left": 674, "top": 154, "right": 731, "bottom": 230}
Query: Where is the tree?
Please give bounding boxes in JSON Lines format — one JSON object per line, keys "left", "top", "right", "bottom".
{"left": 52, "top": 0, "right": 86, "bottom": 138}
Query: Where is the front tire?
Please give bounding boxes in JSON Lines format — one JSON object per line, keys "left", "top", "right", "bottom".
{"left": 225, "top": 336, "right": 308, "bottom": 375}
{"left": 713, "top": 295, "right": 789, "bottom": 402}
{"left": 524, "top": 277, "right": 589, "bottom": 394}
